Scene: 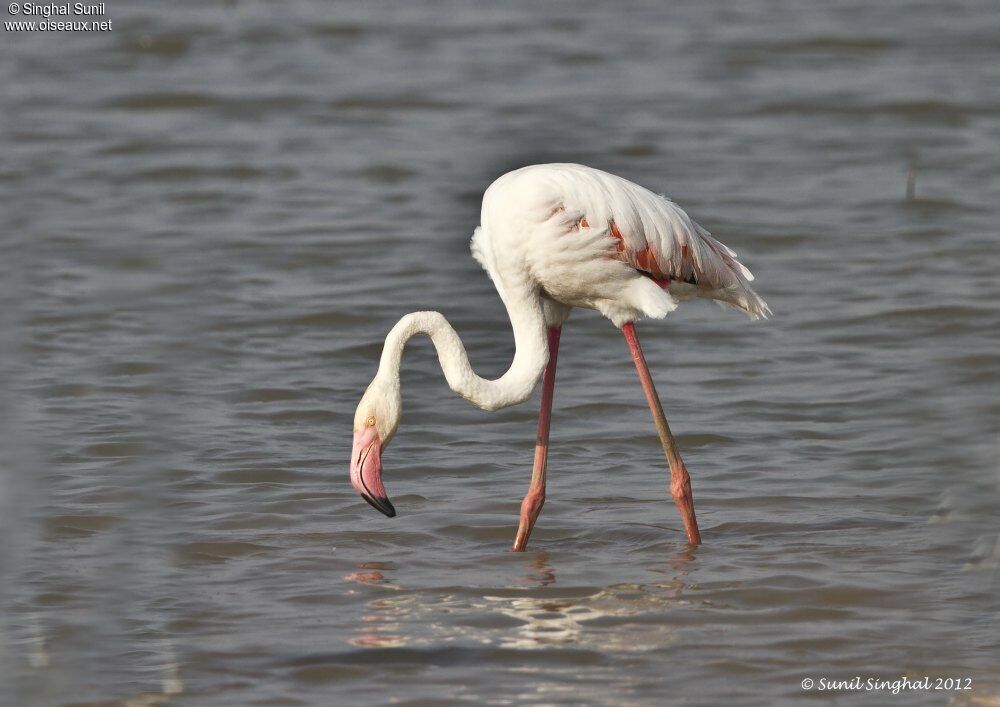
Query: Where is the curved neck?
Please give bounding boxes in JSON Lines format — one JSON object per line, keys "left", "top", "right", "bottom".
{"left": 376, "top": 273, "right": 547, "bottom": 412}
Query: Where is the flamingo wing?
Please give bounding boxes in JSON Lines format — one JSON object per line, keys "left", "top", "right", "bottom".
{"left": 556, "top": 165, "right": 771, "bottom": 319}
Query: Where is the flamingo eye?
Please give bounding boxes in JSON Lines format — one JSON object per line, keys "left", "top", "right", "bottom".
{"left": 365, "top": 416, "right": 376, "bottom": 427}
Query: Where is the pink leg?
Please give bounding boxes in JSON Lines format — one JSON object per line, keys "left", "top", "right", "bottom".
{"left": 513, "top": 326, "right": 561, "bottom": 552}
{"left": 622, "top": 322, "right": 702, "bottom": 545}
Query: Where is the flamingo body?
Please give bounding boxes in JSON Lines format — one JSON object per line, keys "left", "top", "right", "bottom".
{"left": 474, "top": 163, "right": 769, "bottom": 328}
{"left": 349, "top": 164, "right": 769, "bottom": 547}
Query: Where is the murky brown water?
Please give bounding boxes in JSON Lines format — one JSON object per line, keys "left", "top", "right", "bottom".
{"left": 3, "top": 2, "right": 999, "bottom": 704}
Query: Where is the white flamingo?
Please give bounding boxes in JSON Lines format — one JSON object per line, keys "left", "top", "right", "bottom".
{"left": 350, "top": 163, "right": 770, "bottom": 550}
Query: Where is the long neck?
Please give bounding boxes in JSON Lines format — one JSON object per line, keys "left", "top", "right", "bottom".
{"left": 375, "top": 272, "right": 547, "bottom": 412}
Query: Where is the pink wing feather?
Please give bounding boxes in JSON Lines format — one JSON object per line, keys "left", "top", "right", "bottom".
{"left": 558, "top": 165, "right": 770, "bottom": 319}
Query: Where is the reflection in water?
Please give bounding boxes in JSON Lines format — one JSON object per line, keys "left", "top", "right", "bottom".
{"left": 486, "top": 551, "right": 694, "bottom": 651}
{"left": 343, "top": 562, "right": 408, "bottom": 648}
{"left": 26, "top": 611, "right": 50, "bottom": 669}
{"left": 651, "top": 547, "right": 698, "bottom": 593}
{"left": 114, "top": 640, "right": 184, "bottom": 707}
{"left": 342, "top": 560, "right": 396, "bottom": 588}
{"left": 501, "top": 553, "right": 597, "bottom": 648}
{"left": 336, "top": 554, "right": 697, "bottom": 653}
{"left": 11, "top": 612, "right": 184, "bottom": 704}
{"left": 516, "top": 551, "right": 556, "bottom": 588}
{"left": 488, "top": 595, "right": 603, "bottom": 649}
{"left": 160, "top": 646, "right": 184, "bottom": 698}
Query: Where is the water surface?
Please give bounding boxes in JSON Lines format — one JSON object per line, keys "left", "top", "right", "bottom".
{"left": 2, "top": 1, "right": 998, "bottom": 704}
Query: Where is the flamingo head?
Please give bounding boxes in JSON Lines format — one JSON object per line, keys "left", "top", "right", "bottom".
{"left": 350, "top": 379, "right": 401, "bottom": 517}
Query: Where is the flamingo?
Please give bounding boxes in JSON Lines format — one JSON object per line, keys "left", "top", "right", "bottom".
{"left": 350, "top": 163, "right": 770, "bottom": 550}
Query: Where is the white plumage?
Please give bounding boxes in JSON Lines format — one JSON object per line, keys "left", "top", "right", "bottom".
{"left": 350, "top": 163, "right": 770, "bottom": 549}
{"left": 475, "top": 163, "right": 770, "bottom": 327}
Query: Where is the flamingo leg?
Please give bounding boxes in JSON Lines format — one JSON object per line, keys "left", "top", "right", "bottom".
{"left": 622, "top": 322, "right": 702, "bottom": 545}
{"left": 512, "top": 326, "right": 562, "bottom": 552}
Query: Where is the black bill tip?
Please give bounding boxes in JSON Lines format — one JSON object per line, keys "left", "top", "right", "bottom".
{"left": 361, "top": 493, "right": 396, "bottom": 518}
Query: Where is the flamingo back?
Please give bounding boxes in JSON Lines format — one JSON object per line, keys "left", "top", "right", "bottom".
{"left": 478, "top": 164, "right": 771, "bottom": 321}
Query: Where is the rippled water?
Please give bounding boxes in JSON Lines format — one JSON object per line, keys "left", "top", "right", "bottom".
{"left": 3, "top": 1, "right": 999, "bottom": 704}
